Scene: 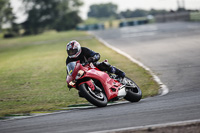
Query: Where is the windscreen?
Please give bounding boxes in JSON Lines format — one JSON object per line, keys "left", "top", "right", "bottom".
{"left": 67, "top": 61, "right": 76, "bottom": 76}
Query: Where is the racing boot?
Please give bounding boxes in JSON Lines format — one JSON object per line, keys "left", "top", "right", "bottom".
{"left": 96, "top": 61, "right": 125, "bottom": 79}
{"left": 110, "top": 66, "right": 125, "bottom": 83}
{"left": 114, "top": 67, "right": 125, "bottom": 78}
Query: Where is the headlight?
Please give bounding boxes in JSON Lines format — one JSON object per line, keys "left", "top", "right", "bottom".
{"left": 76, "top": 70, "right": 84, "bottom": 80}
{"left": 68, "top": 70, "right": 84, "bottom": 87}
{"left": 69, "top": 80, "right": 76, "bottom": 86}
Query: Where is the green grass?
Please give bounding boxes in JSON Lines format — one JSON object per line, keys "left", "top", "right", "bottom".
{"left": 0, "top": 30, "right": 159, "bottom": 117}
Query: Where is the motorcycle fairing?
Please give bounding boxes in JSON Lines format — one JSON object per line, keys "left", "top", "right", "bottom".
{"left": 67, "top": 61, "right": 124, "bottom": 101}
{"left": 81, "top": 67, "right": 122, "bottom": 100}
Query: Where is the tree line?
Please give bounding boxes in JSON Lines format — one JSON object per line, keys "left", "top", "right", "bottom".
{"left": 87, "top": 3, "right": 190, "bottom": 19}
{"left": 0, "top": 0, "right": 82, "bottom": 37}
{"left": 22, "top": 0, "right": 82, "bottom": 35}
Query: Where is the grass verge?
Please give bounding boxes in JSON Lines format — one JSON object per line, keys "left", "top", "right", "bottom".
{"left": 0, "top": 30, "right": 159, "bottom": 117}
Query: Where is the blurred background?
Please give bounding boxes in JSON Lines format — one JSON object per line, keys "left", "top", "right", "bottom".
{"left": 0, "top": 0, "right": 200, "bottom": 38}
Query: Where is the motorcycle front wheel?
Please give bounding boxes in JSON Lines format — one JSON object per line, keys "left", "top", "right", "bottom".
{"left": 124, "top": 77, "right": 142, "bottom": 102}
{"left": 79, "top": 83, "right": 108, "bottom": 107}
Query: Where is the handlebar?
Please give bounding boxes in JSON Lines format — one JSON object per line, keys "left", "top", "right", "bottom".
{"left": 82, "top": 62, "right": 89, "bottom": 66}
{"left": 82, "top": 62, "right": 95, "bottom": 67}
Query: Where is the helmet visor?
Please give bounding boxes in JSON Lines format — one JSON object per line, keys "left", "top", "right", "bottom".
{"left": 67, "top": 49, "right": 78, "bottom": 56}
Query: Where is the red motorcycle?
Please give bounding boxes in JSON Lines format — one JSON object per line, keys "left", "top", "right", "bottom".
{"left": 66, "top": 60, "right": 142, "bottom": 107}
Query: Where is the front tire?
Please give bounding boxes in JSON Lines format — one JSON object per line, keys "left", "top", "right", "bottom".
{"left": 79, "top": 83, "right": 108, "bottom": 107}
{"left": 124, "top": 77, "right": 142, "bottom": 102}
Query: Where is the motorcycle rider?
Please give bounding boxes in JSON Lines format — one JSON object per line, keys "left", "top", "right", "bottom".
{"left": 66, "top": 40, "right": 125, "bottom": 80}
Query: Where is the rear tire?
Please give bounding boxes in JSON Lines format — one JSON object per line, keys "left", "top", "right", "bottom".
{"left": 79, "top": 83, "right": 108, "bottom": 107}
{"left": 124, "top": 77, "right": 142, "bottom": 102}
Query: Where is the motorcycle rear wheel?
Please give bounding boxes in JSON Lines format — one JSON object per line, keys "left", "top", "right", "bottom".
{"left": 79, "top": 83, "right": 108, "bottom": 107}
{"left": 124, "top": 77, "right": 142, "bottom": 102}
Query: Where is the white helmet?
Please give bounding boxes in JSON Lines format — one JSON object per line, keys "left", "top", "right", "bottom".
{"left": 66, "top": 40, "right": 82, "bottom": 58}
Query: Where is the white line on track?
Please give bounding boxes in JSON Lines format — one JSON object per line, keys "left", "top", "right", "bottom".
{"left": 92, "top": 34, "right": 169, "bottom": 96}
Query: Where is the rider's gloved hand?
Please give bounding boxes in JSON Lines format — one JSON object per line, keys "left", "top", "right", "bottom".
{"left": 88, "top": 57, "right": 95, "bottom": 63}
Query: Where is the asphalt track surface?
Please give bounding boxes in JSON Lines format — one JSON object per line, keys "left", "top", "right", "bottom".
{"left": 0, "top": 22, "right": 200, "bottom": 133}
